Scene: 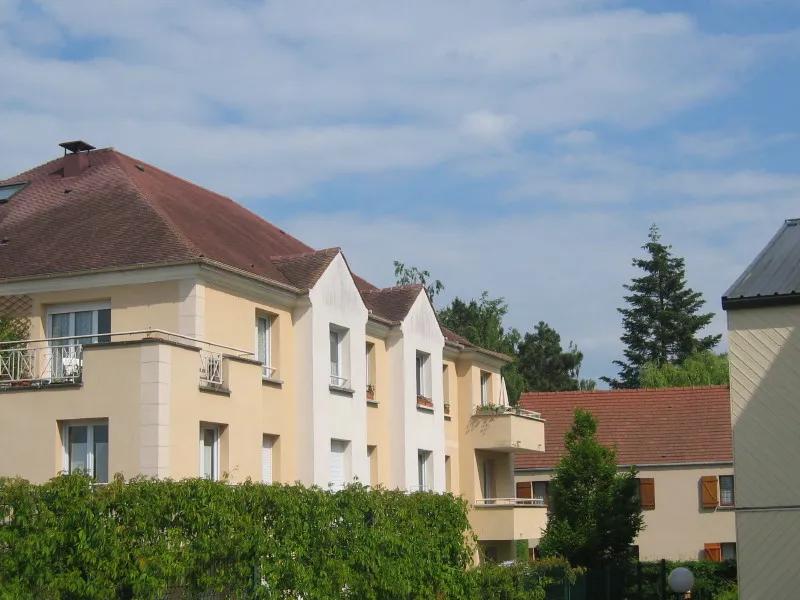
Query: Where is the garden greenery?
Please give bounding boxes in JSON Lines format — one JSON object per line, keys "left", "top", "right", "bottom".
{"left": 0, "top": 474, "right": 480, "bottom": 600}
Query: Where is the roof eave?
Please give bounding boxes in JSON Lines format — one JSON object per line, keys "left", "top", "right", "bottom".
{"left": 722, "top": 293, "right": 800, "bottom": 311}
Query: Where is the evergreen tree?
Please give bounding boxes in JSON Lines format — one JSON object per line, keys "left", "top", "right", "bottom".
{"left": 603, "top": 225, "right": 721, "bottom": 389}
{"left": 517, "top": 322, "right": 594, "bottom": 392}
{"left": 538, "top": 409, "right": 644, "bottom": 568}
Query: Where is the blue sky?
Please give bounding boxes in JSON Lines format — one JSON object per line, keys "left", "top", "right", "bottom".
{"left": 1, "top": 0, "right": 799, "bottom": 384}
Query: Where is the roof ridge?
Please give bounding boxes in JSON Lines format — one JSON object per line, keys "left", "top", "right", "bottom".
{"left": 110, "top": 151, "right": 202, "bottom": 258}
{"left": 271, "top": 247, "right": 341, "bottom": 261}
{"left": 364, "top": 284, "right": 425, "bottom": 295}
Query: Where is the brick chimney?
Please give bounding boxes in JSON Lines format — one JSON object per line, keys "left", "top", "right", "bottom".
{"left": 59, "top": 140, "right": 96, "bottom": 178}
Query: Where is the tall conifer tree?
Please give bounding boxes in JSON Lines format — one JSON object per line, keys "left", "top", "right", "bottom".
{"left": 603, "top": 225, "right": 720, "bottom": 389}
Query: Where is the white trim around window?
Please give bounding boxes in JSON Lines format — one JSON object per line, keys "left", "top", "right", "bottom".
{"left": 62, "top": 420, "right": 109, "bottom": 483}
{"left": 200, "top": 426, "right": 219, "bottom": 481}
{"left": 255, "top": 314, "right": 276, "bottom": 378}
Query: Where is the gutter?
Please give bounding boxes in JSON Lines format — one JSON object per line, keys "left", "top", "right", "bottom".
{"left": 722, "top": 293, "right": 800, "bottom": 311}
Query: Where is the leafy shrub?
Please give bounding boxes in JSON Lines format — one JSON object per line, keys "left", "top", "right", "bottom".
{"left": 470, "top": 557, "right": 580, "bottom": 600}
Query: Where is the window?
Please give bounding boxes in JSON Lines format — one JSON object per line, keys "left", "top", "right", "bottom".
{"left": 330, "top": 439, "right": 349, "bottom": 491}
{"left": 636, "top": 478, "right": 656, "bottom": 510}
{"left": 416, "top": 352, "right": 430, "bottom": 399}
{"left": 719, "top": 475, "right": 735, "bottom": 507}
{"left": 533, "top": 481, "right": 550, "bottom": 507}
{"left": 701, "top": 474, "right": 735, "bottom": 509}
{"left": 48, "top": 302, "right": 111, "bottom": 345}
{"left": 200, "top": 426, "right": 219, "bottom": 481}
{"left": 262, "top": 435, "right": 277, "bottom": 484}
{"left": 442, "top": 364, "right": 450, "bottom": 409}
{"left": 705, "top": 542, "right": 737, "bottom": 562}
{"left": 417, "top": 450, "right": 432, "bottom": 491}
{"left": 480, "top": 371, "right": 490, "bottom": 406}
{"left": 329, "top": 326, "right": 349, "bottom": 388}
{"left": 366, "top": 342, "right": 376, "bottom": 398}
{"left": 64, "top": 421, "right": 108, "bottom": 483}
{"left": 0, "top": 182, "right": 26, "bottom": 204}
{"left": 255, "top": 315, "right": 274, "bottom": 378}
{"left": 367, "top": 445, "right": 377, "bottom": 487}
{"left": 481, "top": 459, "right": 495, "bottom": 502}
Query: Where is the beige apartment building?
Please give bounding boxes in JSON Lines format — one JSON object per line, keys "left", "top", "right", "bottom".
{"left": 514, "top": 387, "right": 736, "bottom": 561}
{"left": 723, "top": 218, "right": 800, "bottom": 599}
{"left": 0, "top": 141, "right": 545, "bottom": 562}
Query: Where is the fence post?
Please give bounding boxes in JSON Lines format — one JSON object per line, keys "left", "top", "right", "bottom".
{"left": 660, "top": 559, "right": 667, "bottom": 600}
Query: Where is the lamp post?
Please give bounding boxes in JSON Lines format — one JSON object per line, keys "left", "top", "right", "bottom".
{"left": 667, "top": 567, "right": 695, "bottom": 598}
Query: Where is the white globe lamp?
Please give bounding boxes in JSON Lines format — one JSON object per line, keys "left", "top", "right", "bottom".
{"left": 667, "top": 567, "right": 695, "bottom": 595}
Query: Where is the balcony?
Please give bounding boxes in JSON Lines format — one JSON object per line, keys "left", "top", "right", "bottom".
{"left": 470, "top": 498, "right": 548, "bottom": 541}
{"left": 0, "top": 330, "right": 254, "bottom": 392}
{"left": 466, "top": 405, "right": 545, "bottom": 453}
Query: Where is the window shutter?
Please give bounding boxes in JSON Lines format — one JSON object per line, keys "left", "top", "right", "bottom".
{"left": 330, "top": 441, "right": 345, "bottom": 490}
{"left": 261, "top": 436, "right": 274, "bottom": 484}
{"left": 704, "top": 543, "right": 722, "bottom": 562}
{"left": 516, "top": 481, "right": 532, "bottom": 500}
{"left": 701, "top": 475, "right": 719, "bottom": 508}
{"left": 639, "top": 478, "right": 656, "bottom": 510}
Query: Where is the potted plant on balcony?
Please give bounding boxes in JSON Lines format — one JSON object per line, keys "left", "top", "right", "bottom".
{"left": 444, "top": 403, "right": 451, "bottom": 415}
{"left": 366, "top": 383, "right": 376, "bottom": 400}
{"left": 416, "top": 394, "right": 433, "bottom": 408}
{"left": 476, "top": 403, "right": 504, "bottom": 415}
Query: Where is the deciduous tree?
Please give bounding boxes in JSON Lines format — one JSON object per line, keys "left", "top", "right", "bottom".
{"left": 640, "top": 351, "right": 729, "bottom": 388}
{"left": 538, "top": 409, "right": 644, "bottom": 568}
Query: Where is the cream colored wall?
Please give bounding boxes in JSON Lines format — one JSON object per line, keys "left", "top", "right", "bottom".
{"left": 517, "top": 464, "right": 736, "bottom": 560}
{"left": 0, "top": 344, "right": 146, "bottom": 483}
{"left": 727, "top": 306, "right": 800, "bottom": 599}
{"left": 366, "top": 334, "right": 392, "bottom": 487}
{"left": 443, "top": 358, "right": 460, "bottom": 496}
{"left": 28, "top": 281, "right": 181, "bottom": 339}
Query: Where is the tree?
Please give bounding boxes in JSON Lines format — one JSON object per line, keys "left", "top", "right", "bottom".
{"left": 538, "top": 409, "right": 644, "bottom": 568}
{"left": 640, "top": 351, "right": 729, "bottom": 388}
{"left": 439, "top": 293, "right": 526, "bottom": 403}
{"left": 393, "top": 261, "right": 444, "bottom": 303}
{"left": 603, "top": 225, "right": 721, "bottom": 389}
{"left": 0, "top": 316, "right": 28, "bottom": 345}
{"left": 517, "top": 322, "right": 595, "bottom": 392}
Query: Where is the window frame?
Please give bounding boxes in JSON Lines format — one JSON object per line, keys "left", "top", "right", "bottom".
{"left": 200, "top": 426, "right": 220, "bottom": 481}
{"left": 480, "top": 371, "right": 490, "bottom": 406}
{"left": 255, "top": 314, "right": 275, "bottom": 378}
{"left": 415, "top": 351, "right": 430, "bottom": 399}
{"left": 719, "top": 474, "right": 735, "bottom": 507}
{"left": 47, "top": 301, "right": 111, "bottom": 345}
{"left": 62, "top": 420, "right": 109, "bottom": 483}
{"left": 329, "top": 326, "right": 349, "bottom": 388}
{"left": 417, "top": 449, "right": 432, "bottom": 491}
{"left": 0, "top": 182, "right": 26, "bottom": 204}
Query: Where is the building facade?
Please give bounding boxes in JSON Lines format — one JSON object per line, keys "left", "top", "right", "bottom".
{"left": 0, "top": 141, "right": 545, "bottom": 562}
{"left": 515, "top": 387, "right": 736, "bottom": 561}
{"left": 723, "top": 218, "right": 800, "bottom": 599}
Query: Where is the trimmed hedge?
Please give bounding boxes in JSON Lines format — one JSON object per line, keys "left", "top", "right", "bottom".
{"left": 0, "top": 474, "right": 477, "bottom": 599}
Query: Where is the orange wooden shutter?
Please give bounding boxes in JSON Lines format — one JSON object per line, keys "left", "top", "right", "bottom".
{"left": 705, "top": 543, "right": 722, "bottom": 562}
{"left": 639, "top": 478, "right": 656, "bottom": 510}
{"left": 701, "top": 476, "right": 719, "bottom": 508}
{"left": 516, "top": 481, "right": 532, "bottom": 500}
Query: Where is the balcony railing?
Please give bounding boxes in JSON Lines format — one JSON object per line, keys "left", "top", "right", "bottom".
{"left": 474, "top": 404, "right": 542, "bottom": 420}
{"left": 0, "top": 330, "right": 254, "bottom": 391}
{"left": 474, "top": 497, "right": 546, "bottom": 507}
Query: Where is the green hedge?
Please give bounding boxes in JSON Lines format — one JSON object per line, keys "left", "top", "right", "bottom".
{"left": 1, "top": 474, "right": 480, "bottom": 600}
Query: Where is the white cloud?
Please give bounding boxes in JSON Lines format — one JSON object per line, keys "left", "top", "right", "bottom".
{"left": 674, "top": 130, "right": 797, "bottom": 160}
{"left": 555, "top": 130, "right": 599, "bottom": 146}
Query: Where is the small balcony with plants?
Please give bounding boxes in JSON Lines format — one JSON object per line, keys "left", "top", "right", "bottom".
{"left": 467, "top": 403, "right": 545, "bottom": 453}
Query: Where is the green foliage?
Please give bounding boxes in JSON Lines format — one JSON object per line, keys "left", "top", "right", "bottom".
{"left": 517, "top": 322, "right": 595, "bottom": 393}
{"left": 0, "top": 316, "right": 28, "bottom": 345}
{"left": 603, "top": 225, "right": 721, "bottom": 389}
{"left": 538, "top": 410, "right": 644, "bottom": 568}
{"left": 393, "top": 261, "right": 444, "bottom": 302}
{"left": 515, "top": 539, "right": 529, "bottom": 561}
{"left": 0, "top": 474, "right": 475, "bottom": 600}
{"left": 640, "top": 351, "right": 729, "bottom": 388}
{"left": 470, "top": 557, "right": 580, "bottom": 600}
{"left": 636, "top": 559, "right": 737, "bottom": 600}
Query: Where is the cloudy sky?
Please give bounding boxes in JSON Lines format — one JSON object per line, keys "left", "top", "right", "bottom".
{"left": 2, "top": 0, "right": 799, "bottom": 384}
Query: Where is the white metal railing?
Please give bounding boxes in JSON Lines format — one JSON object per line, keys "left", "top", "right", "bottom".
{"left": 0, "top": 344, "right": 83, "bottom": 385}
{"left": 199, "top": 351, "right": 223, "bottom": 387}
{"left": 474, "top": 404, "right": 543, "bottom": 420}
{"left": 0, "top": 330, "right": 255, "bottom": 390}
{"left": 329, "top": 375, "right": 348, "bottom": 387}
{"left": 474, "top": 497, "right": 546, "bottom": 507}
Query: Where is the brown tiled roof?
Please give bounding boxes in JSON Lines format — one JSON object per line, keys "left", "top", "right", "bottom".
{"left": 362, "top": 285, "right": 425, "bottom": 323}
{"left": 515, "top": 386, "right": 732, "bottom": 470}
{"left": 273, "top": 248, "right": 341, "bottom": 290}
{"left": 0, "top": 144, "right": 502, "bottom": 359}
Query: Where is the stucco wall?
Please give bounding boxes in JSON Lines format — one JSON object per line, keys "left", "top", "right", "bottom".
{"left": 366, "top": 334, "right": 391, "bottom": 487}
{"left": 516, "top": 464, "right": 736, "bottom": 560}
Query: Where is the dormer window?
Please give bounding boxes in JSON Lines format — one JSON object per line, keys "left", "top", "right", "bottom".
{"left": 0, "top": 182, "right": 26, "bottom": 204}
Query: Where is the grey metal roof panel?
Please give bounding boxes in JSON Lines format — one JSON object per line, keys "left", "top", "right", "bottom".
{"left": 723, "top": 219, "right": 800, "bottom": 309}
